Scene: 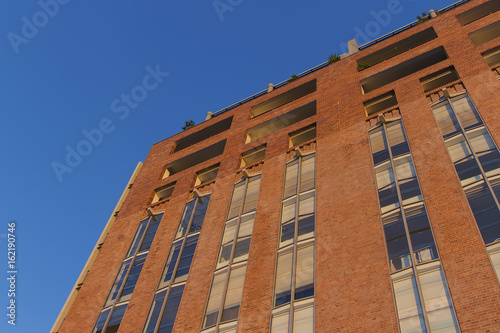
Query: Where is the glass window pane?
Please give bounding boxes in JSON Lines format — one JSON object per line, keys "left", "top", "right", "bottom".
{"left": 489, "top": 247, "right": 500, "bottom": 281}
{"left": 106, "top": 303, "right": 128, "bottom": 333}
{"left": 234, "top": 214, "right": 255, "bottom": 263}
{"left": 394, "top": 155, "right": 416, "bottom": 181}
{"left": 375, "top": 161, "right": 395, "bottom": 189}
{"left": 370, "top": 126, "right": 390, "bottom": 165}
{"left": 392, "top": 275, "right": 426, "bottom": 333}
{"left": 454, "top": 155, "right": 483, "bottom": 186}
{"left": 144, "top": 290, "right": 167, "bottom": 333}
{"left": 280, "top": 219, "right": 295, "bottom": 247}
{"left": 93, "top": 308, "right": 111, "bottom": 333}
{"left": 221, "top": 265, "right": 247, "bottom": 323}
{"left": 158, "top": 285, "right": 184, "bottom": 333}
{"left": 405, "top": 204, "right": 438, "bottom": 263}
{"left": 282, "top": 198, "right": 296, "bottom": 223}
{"left": 418, "top": 267, "right": 459, "bottom": 333}
{"left": 432, "top": 102, "right": 461, "bottom": 138}
{"left": 176, "top": 201, "right": 195, "bottom": 239}
{"left": 445, "top": 134, "right": 472, "bottom": 163}
{"left": 271, "top": 311, "right": 290, "bottom": 333}
{"left": 217, "top": 219, "right": 238, "bottom": 269}
{"left": 284, "top": 160, "right": 299, "bottom": 198}
{"left": 204, "top": 270, "right": 227, "bottom": 328}
{"left": 387, "top": 121, "right": 410, "bottom": 157}
{"left": 160, "top": 240, "right": 183, "bottom": 287}
{"left": 243, "top": 176, "right": 261, "bottom": 213}
{"left": 387, "top": 120, "right": 406, "bottom": 146}
{"left": 399, "top": 178, "right": 422, "bottom": 205}
{"left": 451, "top": 94, "right": 481, "bottom": 129}
{"left": 383, "top": 210, "right": 411, "bottom": 272}
{"left": 489, "top": 175, "right": 500, "bottom": 204}
{"left": 298, "top": 191, "right": 315, "bottom": 241}
{"left": 479, "top": 150, "right": 500, "bottom": 178}
{"left": 120, "top": 253, "right": 147, "bottom": 302}
{"left": 228, "top": 182, "right": 246, "bottom": 220}
{"left": 275, "top": 251, "right": 293, "bottom": 307}
{"left": 464, "top": 181, "right": 500, "bottom": 244}
{"left": 140, "top": 214, "right": 163, "bottom": 252}
{"left": 174, "top": 234, "right": 199, "bottom": 283}
{"left": 293, "top": 304, "right": 314, "bottom": 333}
{"left": 379, "top": 183, "right": 400, "bottom": 214}
{"left": 106, "top": 258, "right": 132, "bottom": 306}
{"left": 300, "top": 155, "right": 316, "bottom": 192}
{"left": 467, "top": 127, "right": 495, "bottom": 153}
{"left": 127, "top": 219, "right": 148, "bottom": 257}
{"left": 190, "top": 195, "right": 211, "bottom": 233}
{"left": 295, "top": 244, "right": 314, "bottom": 301}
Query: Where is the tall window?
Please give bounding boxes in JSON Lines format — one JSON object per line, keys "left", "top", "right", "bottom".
{"left": 93, "top": 214, "right": 164, "bottom": 333}
{"left": 430, "top": 92, "right": 500, "bottom": 282}
{"left": 201, "top": 175, "right": 262, "bottom": 332}
{"left": 143, "top": 194, "right": 211, "bottom": 333}
{"left": 369, "top": 118, "right": 460, "bottom": 333}
{"left": 271, "top": 154, "right": 315, "bottom": 333}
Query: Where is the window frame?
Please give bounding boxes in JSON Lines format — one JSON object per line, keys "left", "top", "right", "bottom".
{"left": 201, "top": 174, "right": 262, "bottom": 332}
{"left": 271, "top": 153, "right": 316, "bottom": 333}
{"left": 368, "top": 116, "right": 459, "bottom": 333}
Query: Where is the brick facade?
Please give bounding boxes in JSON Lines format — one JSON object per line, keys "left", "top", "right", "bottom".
{"left": 57, "top": 1, "right": 500, "bottom": 331}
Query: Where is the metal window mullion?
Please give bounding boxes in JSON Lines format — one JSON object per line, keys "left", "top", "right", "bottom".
{"left": 384, "top": 124, "right": 432, "bottom": 333}
{"left": 446, "top": 98, "right": 500, "bottom": 212}
{"left": 215, "top": 178, "right": 250, "bottom": 332}
{"left": 100, "top": 304, "right": 116, "bottom": 333}
{"left": 152, "top": 287, "right": 172, "bottom": 333}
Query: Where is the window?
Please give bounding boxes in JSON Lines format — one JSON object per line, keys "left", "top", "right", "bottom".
{"left": 202, "top": 175, "right": 262, "bottom": 331}
{"left": 240, "top": 145, "right": 266, "bottom": 168}
{"left": 482, "top": 46, "right": 500, "bottom": 67}
{"left": 361, "top": 47, "right": 448, "bottom": 94}
{"left": 143, "top": 194, "right": 211, "bottom": 333}
{"left": 288, "top": 124, "right": 316, "bottom": 148}
{"left": 364, "top": 91, "right": 398, "bottom": 116}
{"left": 246, "top": 102, "right": 316, "bottom": 143}
{"left": 163, "top": 140, "right": 226, "bottom": 178}
{"left": 195, "top": 164, "right": 220, "bottom": 186}
{"left": 271, "top": 154, "right": 316, "bottom": 333}
{"left": 368, "top": 118, "right": 459, "bottom": 332}
{"left": 251, "top": 80, "right": 316, "bottom": 118}
{"left": 488, "top": 243, "right": 500, "bottom": 282}
{"left": 468, "top": 20, "right": 500, "bottom": 46}
{"left": 419, "top": 67, "right": 460, "bottom": 93}
{"left": 152, "top": 183, "right": 176, "bottom": 204}
{"left": 456, "top": 0, "right": 500, "bottom": 25}
{"left": 430, "top": 91, "right": 500, "bottom": 281}
{"left": 93, "top": 214, "right": 164, "bottom": 333}
{"left": 174, "top": 117, "right": 233, "bottom": 152}
{"left": 357, "top": 28, "right": 438, "bottom": 70}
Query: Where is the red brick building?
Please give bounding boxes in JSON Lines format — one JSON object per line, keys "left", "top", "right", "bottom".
{"left": 53, "top": 0, "right": 500, "bottom": 331}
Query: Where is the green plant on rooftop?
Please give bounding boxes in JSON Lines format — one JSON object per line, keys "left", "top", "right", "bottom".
{"left": 287, "top": 75, "right": 299, "bottom": 83}
{"left": 417, "top": 12, "right": 430, "bottom": 23}
{"left": 357, "top": 62, "right": 373, "bottom": 71}
{"left": 328, "top": 53, "right": 341, "bottom": 64}
{"left": 182, "top": 120, "right": 195, "bottom": 130}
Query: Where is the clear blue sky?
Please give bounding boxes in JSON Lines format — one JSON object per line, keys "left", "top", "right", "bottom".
{"left": 0, "top": 0, "right": 459, "bottom": 331}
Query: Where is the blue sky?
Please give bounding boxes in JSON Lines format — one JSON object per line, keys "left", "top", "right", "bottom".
{"left": 0, "top": 0, "right": 460, "bottom": 331}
